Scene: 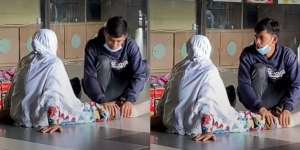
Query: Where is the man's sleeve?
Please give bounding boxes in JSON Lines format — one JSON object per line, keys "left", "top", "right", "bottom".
{"left": 237, "top": 52, "right": 263, "bottom": 112}
{"left": 83, "top": 42, "right": 105, "bottom": 103}
{"left": 121, "top": 42, "right": 147, "bottom": 102}
{"left": 281, "top": 50, "right": 300, "bottom": 112}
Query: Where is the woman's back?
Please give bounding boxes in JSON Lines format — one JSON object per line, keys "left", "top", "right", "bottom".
{"left": 8, "top": 29, "right": 83, "bottom": 127}
{"left": 158, "top": 35, "right": 239, "bottom": 136}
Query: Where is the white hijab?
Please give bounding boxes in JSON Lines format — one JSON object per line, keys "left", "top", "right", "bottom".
{"left": 9, "top": 29, "right": 84, "bottom": 127}
{"left": 158, "top": 35, "right": 239, "bottom": 135}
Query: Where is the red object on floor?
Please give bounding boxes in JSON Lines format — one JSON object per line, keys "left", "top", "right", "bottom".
{"left": 0, "top": 80, "right": 12, "bottom": 110}
{"left": 149, "top": 87, "right": 165, "bottom": 115}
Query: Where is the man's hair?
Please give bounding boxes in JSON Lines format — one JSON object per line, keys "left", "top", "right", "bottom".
{"left": 254, "top": 18, "right": 280, "bottom": 37}
{"left": 105, "top": 16, "right": 128, "bottom": 37}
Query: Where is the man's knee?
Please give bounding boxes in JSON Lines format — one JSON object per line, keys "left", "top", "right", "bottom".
{"left": 253, "top": 63, "right": 267, "bottom": 79}
{"left": 97, "top": 55, "right": 111, "bottom": 71}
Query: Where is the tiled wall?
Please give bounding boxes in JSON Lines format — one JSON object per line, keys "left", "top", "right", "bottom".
{"left": 0, "top": 22, "right": 104, "bottom": 67}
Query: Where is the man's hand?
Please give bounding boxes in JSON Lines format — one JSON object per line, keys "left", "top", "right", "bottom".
{"left": 193, "top": 133, "right": 216, "bottom": 142}
{"left": 259, "top": 107, "right": 275, "bottom": 127}
{"left": 120, "top": 101, "right": 133, "bottom": 118}
{"left": 279, "top": 110, "right": 291, "bottom": 128}
{"left": 39, "top": 125, "right": 63, "bottom": 134}
{"left": 103, "top": 101, "right": 120, "bottom": 119}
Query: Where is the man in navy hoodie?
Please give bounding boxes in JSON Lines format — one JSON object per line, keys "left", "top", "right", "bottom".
{"left": 238, "top": 18, "right": 300, "bottom": 128}
{"left": 83, "top": 16, "right": 147, "bottom": 119}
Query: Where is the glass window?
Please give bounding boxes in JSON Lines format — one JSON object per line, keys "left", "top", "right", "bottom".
{"left": 243, "top": 3, "right": 300, "bottom": 51}
{"left": 86, "top": 0, "right": 101, "bottom": 22}
{"left": 50, "top": 0, "right": 85, "bottom": 23}
{"left": 0, "top": 0, "right": 40, "bottom": 25}
{"left": 150, "top": 0, "right": 195, "bottom": 31}
{"left": 206, "top": 1, "right": 242, "bottom": 29}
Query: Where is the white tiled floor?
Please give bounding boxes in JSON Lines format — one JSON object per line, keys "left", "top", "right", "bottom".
{"left": 0, "top": 116, "right": 150, "bottom": 150}
{"left": 98, "top": 114, "right": 150, "bottom": 133}
{"left": 150, "top": 144, "right": 180, "bottom": 150}
{"left": 0, "top": 137, "right": 73, "bottom": 150}
{"left": 249, "top": 126, "right": 300, "bottom": 143}
{"left": 151, "top": 126, "right": 300, "bottom": 150}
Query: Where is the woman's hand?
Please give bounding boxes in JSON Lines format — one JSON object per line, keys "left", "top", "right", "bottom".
{"left": 193, "top": 133, "right": 216, "bottom": 142}
{"left": 39, "top": 125, "right": 63, "bottom": 134}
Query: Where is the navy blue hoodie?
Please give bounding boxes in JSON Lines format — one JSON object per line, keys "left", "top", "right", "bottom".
{"left": 83, "top": 28, "right": 147, "bottom": 103}
{"left": 238, "top": 43, "right": 300, "bottom": 112}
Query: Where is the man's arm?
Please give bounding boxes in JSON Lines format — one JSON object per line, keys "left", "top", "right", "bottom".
{"left": 83, "top": 42, "right": 105, "bottom": 103}
{"left": 281, "top": 50, "right": 300, "bottom": 112}
{"left": 120, "top": 42, "right": 147, "bottom": 103}
{"left": 237, "top": 52, "right": 263, "bottom": 112}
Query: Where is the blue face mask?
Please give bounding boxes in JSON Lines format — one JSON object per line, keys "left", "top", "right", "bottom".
{"left": 257, "top": 44, "right": 271, "bottom": 56}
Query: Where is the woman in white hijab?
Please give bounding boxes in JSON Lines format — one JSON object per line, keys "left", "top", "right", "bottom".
{"left": 156, "top": 35, "right": 300, "bottom": 142}
{"left": 5, "top": 29, "right": 106, "bottom": 133}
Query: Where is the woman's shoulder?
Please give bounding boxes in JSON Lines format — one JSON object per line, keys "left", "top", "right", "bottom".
{"left": 43, "top": 56, "right": 64, "bottom": 70}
